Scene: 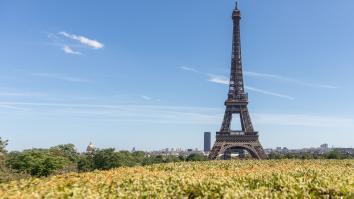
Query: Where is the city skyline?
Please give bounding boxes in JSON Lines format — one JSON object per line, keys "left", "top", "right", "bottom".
{"left": 1, "top": 1, "right": 354, "bottom": 151}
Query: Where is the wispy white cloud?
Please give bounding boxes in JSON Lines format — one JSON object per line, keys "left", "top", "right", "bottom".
{"left": 141, "top": 95, "right": 152, "bottom": 101}
{"left": 179, "top": 66, "right": 337, "bottom": 101}
{"left": 32, "top": 73, "right": 90, "bottom": 83}
{"left": 206, "top": 74, "right": 229, "bottom": 85}
{"left": 206, "top": 74, "right": 294, "bottom": 100}
{"left": 58, "top": 31, "right": 104, "bottom": 49}
{"left": 62, "top": 46, "right": 82, "bottom": 55}
{"left": 0, "top": 101, "right": 353, "bottom": 128}
{"left": 47, "top": 32, "right": 57, "bottom": 39}
{"left": 180, "top": 66, "right": 200, "bottom": 73}
{"left": 0, "top": 92, "right": 44, "bottom": 97}
{"left": 180, "top": 66, "right": 225, "bottom": 83}
{"left": 245, "top": 86, "right": 295, "bottom": 100}
{"left": 140, "top": 95, "right": 162, "bottom": 102}
{"left": 245, "top": 71, "right": 337, "bottom": 89}
{"left": 253, "top": 113, "right": 354, "bottom": 128}
{"left": 0, "top": 101, "right": 221, "bottom": 124}
{"left": 0, "top": 104, "right": 28, "bottom": 111}
{"left": 46, "top": 32, "right": 83, "bottom": 48}
{"left": 181, "top": 67, "right": 294, "bottom": 100}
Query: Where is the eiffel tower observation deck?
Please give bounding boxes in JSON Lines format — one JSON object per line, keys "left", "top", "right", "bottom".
{"left": 209, "top": 2, "right": 267, "bottom": 160}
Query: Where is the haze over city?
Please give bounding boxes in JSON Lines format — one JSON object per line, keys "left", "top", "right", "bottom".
{"left": 1, "top": 0, "right": 354, "bottom": 152}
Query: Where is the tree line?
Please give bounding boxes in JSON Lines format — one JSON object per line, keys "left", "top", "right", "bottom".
{"left": 268, "top": 151, "right": 353, "bottom": 160}
{"left": 1, "top": 137, "right": 352, "bottom": 183}
{"left": 0, "top": 138, "right": 207, "bottom": 183}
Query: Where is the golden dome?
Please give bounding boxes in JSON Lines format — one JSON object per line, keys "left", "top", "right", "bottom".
{"left": 86, "top": 142, "right": 95, "bottom": 153}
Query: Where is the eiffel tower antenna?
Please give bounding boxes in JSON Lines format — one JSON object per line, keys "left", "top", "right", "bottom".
{"left": 235, "top": 1, "right": 238, "bottom": 10}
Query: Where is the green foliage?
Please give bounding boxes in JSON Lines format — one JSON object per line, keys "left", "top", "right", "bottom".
{"left": 6, "top": 149, "right": 69, "bottom": 177}
{"left": 325, "top": 150, "right": 353, "bottom": 159}
{"left": 141, "top": 155, "right": 182, "bottom": 166}
{"left": 269, "top": 151, "right": 353, "bottom": 160}
{"left": 0, "top": 138, "right": 7, "bottom": 167}
{"left": 131, "top": 151, "right": 146, "bottom": 165}
{"left": 76, "top": 149, "right": 193, "bottom": 172}
{"left": 92, "top": 148, "right": 122, "bottom": 170}
{"left": 87, "top": 149, "right": 148, "bottom": 171}
{"left": 50, "top": 144, "right": 79, "bottom": 163}
{"left": 326, "top": 150, "right": 341, "bottom": 159}
{"left": 186, "top": 153, "right": 208, "bottom": 162}
{"left": 0, "top": 138, "right": 8, "bottom": 156}
{"left": 77, "top": 155, "right": 94, "bottom": 172}
{"left": 0, "top": 138, "right": 29, "bottom": 183}
{"left": 141, "top": 155, "right": 163, "bottom": 166}
{"left": 2, "top": 138, "right": 352, "bottom": 184}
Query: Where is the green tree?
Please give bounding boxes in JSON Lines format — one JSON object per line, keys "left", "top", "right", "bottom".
{"left": 50, "top": 144, "right": 79, "bottom": 163}
{"left": 0, "top": 137, "right": 11, "bottom": 182}
{"left": 268, "top": 153, "right": 285, "bottom": 159}
{"left": 142, "top": 155, "right": 170, "bottom": 165}
{"left": 0, "top": 137, "right": 8, "bottom": 156}
{"left": 92, "top": 148, "right": 122, "bottom": 170}
{"left": 186, "top": 153, "right": 208, "bottom": 162}
{"left": 77, "top": 155, "right": 94, "bottom": 172}
{"left": 131, "top": 151, "right": 146, "bottom": 164}
{"left": 326, "top": 150, "right": 342, "bottom": 159}
{"left": 116, "top": 151, "right": 138, "bottom": 167}
{"left": 6, "top": 149, "right": 69, "bottom": 177}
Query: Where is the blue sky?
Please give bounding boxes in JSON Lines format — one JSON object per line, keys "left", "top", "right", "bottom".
{"left": 1, "top": 0, "right": 354, "bottom": 151}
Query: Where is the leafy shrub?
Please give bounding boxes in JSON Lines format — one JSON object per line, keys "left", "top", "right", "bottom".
{"left": 6, "top": 149, "right": 69, "bottom": 177}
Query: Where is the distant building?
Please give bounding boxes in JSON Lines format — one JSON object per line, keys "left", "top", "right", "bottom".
{"left": 282, "top": 147, "right": 289, "bottom": 153}
{"left": 204, "top": 132, "right": 211, "bottom": 152}
{"left": 86, "top": 142, "right": 95, "bottom": 155}
{"left": 320, "top": 144, "right": 329, "bottom": 149}
{"left": 320, "top": 144, "right": 329, "bottom": 153}
{"left": 333, "top": 148, "right": 354, "bottom": 155}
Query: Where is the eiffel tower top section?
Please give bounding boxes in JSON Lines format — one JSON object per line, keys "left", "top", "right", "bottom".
{"left": 233, "top": 1, "right": 241, "bottom": 18}
{"left": 226, "top": 2, "right": 247, "bottom": 106}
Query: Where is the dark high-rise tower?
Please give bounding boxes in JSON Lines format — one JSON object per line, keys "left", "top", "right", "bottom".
{"left": 209, "top": 3, "right": 267, "bottom": 160}
{"left": 204, "top": 132, "right": 211, "bottom": 152}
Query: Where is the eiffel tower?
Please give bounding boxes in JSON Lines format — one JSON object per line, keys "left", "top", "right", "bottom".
{"left": 209, "top": 3, "right": 267, "bottom": 160}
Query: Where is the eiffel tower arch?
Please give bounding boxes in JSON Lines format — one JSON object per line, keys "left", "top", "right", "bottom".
{"left": 209, "top": 3, "right": 267, "bottom": 160}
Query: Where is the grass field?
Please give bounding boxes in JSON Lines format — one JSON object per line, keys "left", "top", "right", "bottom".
{"left": 0, "top": 160, "right": 353, "bottom": 198}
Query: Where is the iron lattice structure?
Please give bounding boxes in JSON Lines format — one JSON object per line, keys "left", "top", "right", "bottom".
{"left": 209, "top": 4, "right": 267, "bottom": 160}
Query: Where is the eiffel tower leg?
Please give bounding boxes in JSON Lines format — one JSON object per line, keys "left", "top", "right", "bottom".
{"left": 220, "top": 110, "right": 232, "bottom": 132}
{"left": 209, "top": 141, "right": 224, "bottom": 160}
{"left": 240, "top": 108, "right": 254, "bottom": 133}
{"left": 253, "top": 141, "right": 268, "bottom": 159}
